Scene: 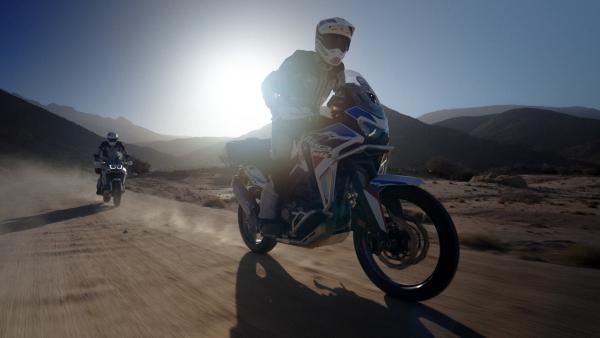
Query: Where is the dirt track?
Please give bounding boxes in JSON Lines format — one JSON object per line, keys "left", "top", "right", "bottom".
{"left": 1, "top": 168, "right": 599, "bottom": 337}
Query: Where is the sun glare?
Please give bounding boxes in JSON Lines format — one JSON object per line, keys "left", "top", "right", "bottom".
{"left": 177, "top": 48, "right": 278, "bottom": 137}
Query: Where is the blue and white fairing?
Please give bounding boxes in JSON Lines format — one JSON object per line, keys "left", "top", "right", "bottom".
{"left": 304, "top": 123, "right": 364, "bottom": 209}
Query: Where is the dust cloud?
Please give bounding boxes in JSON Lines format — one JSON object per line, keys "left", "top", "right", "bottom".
{"left": 0, "top": 157, "right": 240, "bottom": 245}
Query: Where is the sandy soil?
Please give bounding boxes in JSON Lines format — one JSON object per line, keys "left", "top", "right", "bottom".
{"left": 1, "top": 164, "right": 599, "bottom": 337}
{"left": 129, "top": 169, "right": 600, "bottom": 267}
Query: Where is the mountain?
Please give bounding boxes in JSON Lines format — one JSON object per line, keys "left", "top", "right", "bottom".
{"left": 384, "top": 107, "right": 565, "bottom": 171}
{"left": 0, "top": 87, "right": 575, "bottom": 172}
{"left": 138, "top": 137, "right": 233, "bottom": 169}
{"left": 435, "top": 108, "right": 600, "bottom": 164}
{"left": 136, "top": 126, "right": 272, "bottom": 169}
{"left": 238, "top": 124, "right": 271, "bottom": 139}
{"left": 29, "top": 101, "right": 177, "bottom": 143}
{"left": 0, "top": 90, "right": 176, "bottom": 169}
{"left": 137, "top": 137, "right": 231, "bottom": 157}
{"left": 419, "top": 105, "right": 600, "bottom": 124}
{"left": 222, "top": 108, "right": 566, "bottom": 171}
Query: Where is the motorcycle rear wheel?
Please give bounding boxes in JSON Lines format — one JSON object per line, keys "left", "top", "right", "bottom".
{"left": 354, "top": 185, "right": 459, "bottom": 302}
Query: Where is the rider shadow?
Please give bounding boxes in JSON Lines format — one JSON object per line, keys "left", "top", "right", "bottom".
{"left": 231, "top": 253, "right": 482, "bottom": 338}
{"left": 0, "top": 203, "right": 110, "bottom": 235}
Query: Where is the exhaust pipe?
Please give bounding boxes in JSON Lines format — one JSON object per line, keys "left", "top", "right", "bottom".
{"left": 232, "top": 176, "right": 258, "bottom": 215}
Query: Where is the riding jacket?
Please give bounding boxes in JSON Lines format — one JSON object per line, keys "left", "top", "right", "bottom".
{"left": 262, "top": 50, "right": 345, "bottom": 121}
{"left": 94, "top": 141, "right": 128, "bottom": 161}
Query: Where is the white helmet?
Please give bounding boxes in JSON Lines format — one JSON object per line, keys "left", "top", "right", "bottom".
{"left": 315, "top": 17, "right": 355, "bottom": 66}
{"left": 106, "top": 131, "right": 119, "bottom": 145}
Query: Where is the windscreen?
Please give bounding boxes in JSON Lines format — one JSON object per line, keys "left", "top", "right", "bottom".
{"left": 337, "top": 70, "right": 385, "bottom": 119}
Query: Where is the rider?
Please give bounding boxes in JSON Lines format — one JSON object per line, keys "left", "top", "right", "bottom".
{"left": 259, "top": 17, "right": 355, "bottom": 235}
{"left": 94, "top": 131, "right": 129, "bottom": 195}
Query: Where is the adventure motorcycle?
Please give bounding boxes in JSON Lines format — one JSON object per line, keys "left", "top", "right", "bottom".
{"left": 227, "top": 70, "right": 459, "bottom": 301}
{"left": 95, "top": 154, "right": 132, "bottom": 207}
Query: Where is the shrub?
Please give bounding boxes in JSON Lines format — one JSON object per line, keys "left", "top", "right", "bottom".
{"left": 129, "top": 156, "right": 151, "bottom": 174}
{"left": 460, "top": 233, "right": 510, "bottom": 252}
{"left": 202, "top": 197, "right": 226, "bottom": 209}
{"left": 561, "top": 244, "right": 600, "bottom": 269}
{"left": 498, "top": 191, "right": 543, "bottom": 204}
{"left": 471, "top": 174, "right": 527, "bottom": 188}
{"left": 426, "top": 157, "right": 474, "bottom": 181}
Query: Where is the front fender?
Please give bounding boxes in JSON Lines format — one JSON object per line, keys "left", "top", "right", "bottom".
{"left": 369, "top": 174, "right": 423, "bottom": 190}
{"left": 359, "top": 175, "right": 424, "bottom": 232}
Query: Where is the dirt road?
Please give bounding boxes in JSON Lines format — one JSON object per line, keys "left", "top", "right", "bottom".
{"left": 1, "top": 167, "right": 599, "bottom": 337}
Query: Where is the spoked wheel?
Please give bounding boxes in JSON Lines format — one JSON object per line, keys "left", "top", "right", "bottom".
{"left": 238, "top": 205, "right": 277, "bottom": 253}
{"left": 354, "top": 186, "right": 459, "bottom": 301}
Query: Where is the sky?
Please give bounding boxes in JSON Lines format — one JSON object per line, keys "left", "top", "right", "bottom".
{"left": 1, "top": 0, "right": 599, "bottom": 137}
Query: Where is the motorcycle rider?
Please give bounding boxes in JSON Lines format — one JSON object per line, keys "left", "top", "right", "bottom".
{"left": 259, "top": 17, "right": 355, "bottom": 235}
{"left": 94, "top": 131, "right": 129, "bottom": 195}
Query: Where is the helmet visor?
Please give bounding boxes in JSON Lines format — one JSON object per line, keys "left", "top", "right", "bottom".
{"left": 320, "top": 34, "right": 351, "bottom": 52}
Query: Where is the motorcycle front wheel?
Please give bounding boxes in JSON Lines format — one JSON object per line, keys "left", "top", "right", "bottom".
{"left": 113, "top": 190, "right": 121, "bottom": 207}
{"left": 354, "top": 185, "right": 459, "bottom": 302}
{"left": 238, "top": 206, "right": 277, "bottom": 254}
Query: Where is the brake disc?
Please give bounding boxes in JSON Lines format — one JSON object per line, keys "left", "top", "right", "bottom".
{"left": 376, "top": 214, "right": 430, "bottom": 270}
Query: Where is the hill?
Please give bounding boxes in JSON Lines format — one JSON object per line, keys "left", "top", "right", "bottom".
{"left": 436, "top": 108, "right": 600, "bottom": 164}
{"left": 0, "top": 90, "right": 176, "bottom": 170}
{"left": 1, "top": 89, "right": 576, "bottom": 172}
{"left": 384, "top": 107, "right": 565, "bottom": 171}
{"left": 419, "top": 105, "right": 600, "bottom": 124}
{"left": 30, "top": 101, "right": 177, "bottom": 143}
{"left": 137, "top": 137, "right": 230, "bottom": 157}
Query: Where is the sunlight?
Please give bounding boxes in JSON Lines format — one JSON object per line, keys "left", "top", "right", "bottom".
{"left": 204, "top": 56, "right": 272, "bottom": 136}
{"left": 176, "top": 47, "right": 279, "bottom": 137}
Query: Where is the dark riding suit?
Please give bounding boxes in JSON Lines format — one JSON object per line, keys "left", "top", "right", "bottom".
{"left": 259, "top": 50, "right": 344, "bottom": 220}
{"left": 94, "top": 141, "right": 128, "bottom": 194}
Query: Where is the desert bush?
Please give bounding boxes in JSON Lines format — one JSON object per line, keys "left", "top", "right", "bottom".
{"left": 471, "top": 173, "right": 527, "bottom": 188}
{"left": 540, "top": 164, "right": 559, "bottom": 175}
{"left": 460, "top": 233, "right": 510, "bottom": 252}
{"left": 212, "top": 173, "right": 232, "bottom": 187}
{"left": 129, "top": 156, "right": 151, "bottom": 174}
{"left": 426, "top": 157, "right": 473, "bottom": 181}
{"left": 519, "top": 254, "right": 546, "bottom": 262}
{"left": 561, "top": 244, "right": 600, "bottom": 269}
{"left": 582, "top": 167, "right": 600, "bottom": 176}
{"left": 202, "top": 197, "right": 226, "bottom": 209}
{"left": 498, "top": 191, "right": 543, "bottom": 204}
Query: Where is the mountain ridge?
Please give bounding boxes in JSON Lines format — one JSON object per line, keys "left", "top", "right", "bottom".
{"left": 419, "top": 105, "right": 600, "bottom": 124}
{"left": 435, "top": 108, "right": 600, "bottom": 164}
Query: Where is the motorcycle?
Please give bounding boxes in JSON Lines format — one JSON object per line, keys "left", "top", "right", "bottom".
{"left": 95, "top": 154, "right": 132, "bottom": 207}
{"left": 226, "top": 70, "right": 459, "bottom": 301}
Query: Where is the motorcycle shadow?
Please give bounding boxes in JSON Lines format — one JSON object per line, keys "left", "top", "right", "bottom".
{"left": 230, "top": 252, "right": 482, "bottom": 338}
{"left": 0, "top": 203, "right": 110, "bottom": 235}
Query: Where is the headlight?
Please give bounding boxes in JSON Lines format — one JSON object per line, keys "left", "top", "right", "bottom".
{"left": 358, "top": 120, "right": 388, "bottom": 139}
{"left": 109, "top": 164, "right": 116, "bottom": 169}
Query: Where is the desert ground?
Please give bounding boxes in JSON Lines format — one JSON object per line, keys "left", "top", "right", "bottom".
{"left": 1, "top": 162, "right": 599, "bottom": 337}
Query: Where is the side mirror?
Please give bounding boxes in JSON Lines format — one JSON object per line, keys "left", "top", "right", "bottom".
{"left": 126, "top": 161, "right": 133, "bottom": 166}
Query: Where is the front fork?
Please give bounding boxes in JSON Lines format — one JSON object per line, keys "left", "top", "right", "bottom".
{"left": 350, "top": 168, "right": 388, "bottom": 241}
